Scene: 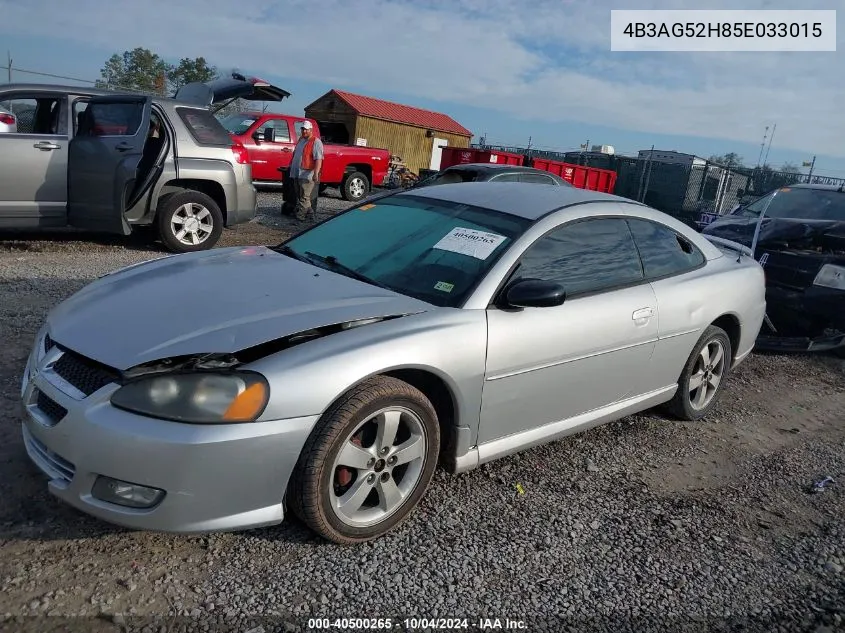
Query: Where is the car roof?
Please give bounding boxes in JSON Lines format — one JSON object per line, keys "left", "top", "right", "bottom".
{"left": 395, "top": 181, "right": 640, "bottom": 220}
{"left": 0, "top": 83, "right": 205, "bottom": 108}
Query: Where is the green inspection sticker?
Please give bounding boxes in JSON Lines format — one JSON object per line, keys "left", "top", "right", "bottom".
{"left": 434, "top": 281, "right": 454, "bottom": 293}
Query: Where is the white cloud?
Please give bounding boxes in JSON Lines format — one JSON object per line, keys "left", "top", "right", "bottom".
{"left": 1, "top": 0, "right": 842, "bottom": 156}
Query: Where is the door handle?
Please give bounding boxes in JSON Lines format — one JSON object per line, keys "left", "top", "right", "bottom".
{"left": 33, "top": 141, "right": 61, "bottom": 151}
{"left": 632, "top": 307, "right": 654, "bottom": 320}
{"left": 281, "top": 147, "right": 292, "bottom": 153}
{"left": 115, "top": 142, "right": 133, "bottom": 152}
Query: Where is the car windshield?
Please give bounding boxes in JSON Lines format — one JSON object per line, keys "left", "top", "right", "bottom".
{"left": 737, "top": 188, "right": 845, "bottom": 221}
{"left": 218, "top": 113, "right": 259, "bottom": 135}
{"left": 278, "top": 195, "right": 531, "bottom": 307}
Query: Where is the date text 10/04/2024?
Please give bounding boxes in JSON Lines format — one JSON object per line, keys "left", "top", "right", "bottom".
{"left": 306, "top": 617, "right": 527, "bottom": 630}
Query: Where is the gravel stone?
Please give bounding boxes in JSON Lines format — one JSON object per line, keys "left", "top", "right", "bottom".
{"left": 1, "top": 192, "right": 844, "bottom": 631}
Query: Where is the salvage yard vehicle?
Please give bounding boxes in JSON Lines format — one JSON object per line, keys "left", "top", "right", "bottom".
{"left": 0, "top": 75, "right": 287, "bottom": 252}
{"left": 358, "top": 163, "right": 573, "bottom": 205}
{"left": 219, "top": 112, "right": 390, "bottom": 201}
{"left": 21, "top": 183, "right": 766, "bottom": 544}
{"left": 702, "top": 183, "right": 845, "bottom": 355}
{"left": 0, "top": 106, "right": 17, "bottom": 133}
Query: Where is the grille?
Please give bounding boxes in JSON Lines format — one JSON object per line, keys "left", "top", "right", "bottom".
{"left": 53, "top": 350, "right": 120, "bottom": 396}
{"left": 22, "top": 425, "right": 76, "bottom": 483}
{"left": 36, "top": 390, "right": 68, "bottom": 425}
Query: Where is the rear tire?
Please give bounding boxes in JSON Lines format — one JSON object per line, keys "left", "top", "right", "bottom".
{"left": 156, "top": 191, "right": 224, "bottom": 253}
{"left": 665, "top": 325, "right": 732, "bottom": 421}
{"left": 288, "top": 376, "right": 440, "bottom": 544}
{"left": 341, "top": 171, "right": 370, "bottom": 202}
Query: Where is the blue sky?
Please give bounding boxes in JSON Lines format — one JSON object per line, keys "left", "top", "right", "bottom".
{"left": 1, "top": 0, "right": 843, "bottom": 177}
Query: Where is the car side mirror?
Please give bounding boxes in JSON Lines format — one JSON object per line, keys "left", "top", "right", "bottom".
{"left": 263, "top": 127, "right": 275, "bottom": 143}
{"left": 504, "top": 278, "right": 566, "bottom": 308}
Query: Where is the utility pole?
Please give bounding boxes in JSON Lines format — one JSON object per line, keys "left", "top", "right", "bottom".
{"left": 6, "top": 51, "right": 11, "bottom": 83}
{"left": 756, "top": 125, "right": 769, "bottom": 170}
{"left": 807, "top": 155, "right": 816, "bottom": 181}
{"left": 763, "top": 123, "right": 776, "bottom": 166}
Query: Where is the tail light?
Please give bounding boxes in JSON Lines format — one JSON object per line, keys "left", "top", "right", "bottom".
{"left": 0, "top": 113, "right": 15, "bottom": 125}
{"left": 231, "top": 143, "right": 249, "bottom": 165}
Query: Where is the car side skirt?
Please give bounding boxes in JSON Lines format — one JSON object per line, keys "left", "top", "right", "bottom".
{"left": 451, "top": 384, "right": 677, "bottom": 474}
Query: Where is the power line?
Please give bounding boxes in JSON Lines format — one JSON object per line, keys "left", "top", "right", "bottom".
{"left": 0, "top": 64, "right": 100, "bottom": 84}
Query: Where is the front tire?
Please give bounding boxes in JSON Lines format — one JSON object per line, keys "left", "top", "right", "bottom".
{"left": 665, "top": 325, "right": 732, "bottom": 421}
{"left": 341, "top": 171, "right": 370, "bottom": 201}
{"left": 288, "top": 376, "right": 440, "bottom": 544}
{"left": 156, "top": 191, "right": 223, "bottom": 253}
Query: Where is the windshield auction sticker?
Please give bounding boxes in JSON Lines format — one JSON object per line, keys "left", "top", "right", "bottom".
{"left": 433, "top": 227, "right": 506, "bottom": 260}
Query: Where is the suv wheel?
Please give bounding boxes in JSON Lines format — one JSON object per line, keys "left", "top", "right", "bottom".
{"left": 156, "top": 191, "right": 224, "bottom": 253}
{"left": 341, "top": 171, "right": 370, "bottom": 202}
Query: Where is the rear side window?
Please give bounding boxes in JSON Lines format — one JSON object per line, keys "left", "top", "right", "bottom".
{"left": 520, "top": 172, "right": 557, "bottom": 185}
{"left": 81, "top": 101, "right": 144, "bottom": 136}
{"left": 626, "top": 218, "right": 705, "bottom": 279}
{"left": 176, "top": 108, "right": 232, "bottom": 145}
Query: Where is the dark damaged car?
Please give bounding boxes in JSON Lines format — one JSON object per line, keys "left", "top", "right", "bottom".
{"left": 702, "top": 183, "right": 845, "bottom": 354}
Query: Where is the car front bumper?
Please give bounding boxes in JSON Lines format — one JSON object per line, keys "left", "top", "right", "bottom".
{"left": 20, "top": 345, "right": 318, "bottom": 533}
{"left": 757, "top": 284, "right": 845, "bottom": 353}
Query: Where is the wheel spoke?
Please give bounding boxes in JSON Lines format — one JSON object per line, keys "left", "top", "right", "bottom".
{"left": 179, "top": 204, "right": 194, "bottom": 216}
{"left": 699, "top": 346, "right": 711, "bottom": 367}
{"left": 375, "top": 410, "right": 401, "bottom": 449}
{"left": 190, "top": 231, "right": 199, "bottom": 245}
{"left": 689, "top": 370, "right": 705, "bottom": 392}
{"left": 376, "top": 477, "right": 402, "bottom": 512}
{"left": 337, "top": 441, "right": 374, "bottom": 470}
{"left": 171, "top": 216, "right": 186, "bottom": 225}
{"left": 694, "top": 383, "right": 709, "bottom": 408}
{"left": 392, "top": 436, "right": 424, "bottom": 466}
{"left": 337, "top": 476, "right": 373, "bottom": 515}
{"left": 175, "top": 228, "right": 187, "bottom": 241}
{"left": 710, "top": 344, "right": 724, "bottom": 368}
{"left": 196, "top": 208, "right": 210, "bottom": 221}
{"left": 708, "top": 372, "right": 722, "bottom": 391}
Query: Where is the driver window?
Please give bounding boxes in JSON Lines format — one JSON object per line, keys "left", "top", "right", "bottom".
{"left": 257, "top": 120, "right": 291, "bottom": 143}
{"left": 514, "top": 218, "right": 644, "bottom": 297}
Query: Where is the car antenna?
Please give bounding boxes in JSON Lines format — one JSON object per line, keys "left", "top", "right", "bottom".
{"left": 744, "top": 188, "right": 780, "bottom": 263}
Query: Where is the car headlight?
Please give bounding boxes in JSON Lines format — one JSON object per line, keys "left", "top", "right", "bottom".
{"left": 110, "top": 371, "right": 270, "bottom": 423}
{"left": 813, "top": 264, "right": 845, "bottom": 290}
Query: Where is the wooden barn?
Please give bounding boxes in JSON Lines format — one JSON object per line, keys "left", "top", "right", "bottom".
{"left": 304, "top": 89, "right": 473, "bottom": 175}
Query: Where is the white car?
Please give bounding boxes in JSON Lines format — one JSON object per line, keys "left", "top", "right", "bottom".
{"left": 0, "top": 107, "right": 17, "bottom": 133}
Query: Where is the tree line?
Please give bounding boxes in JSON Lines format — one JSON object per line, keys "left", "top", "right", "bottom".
{"left": 95, "top": 47, "right": 248, "bottom": 115}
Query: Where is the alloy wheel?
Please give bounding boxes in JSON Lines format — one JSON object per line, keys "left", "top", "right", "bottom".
{"left": 688, "top": 339, "right": 726, "bottom": 410}
{"left": 329, "top": 406, "right": 427, "bottom": 528}
{"left": 171, "top": 203, "right": 214, "bottom": 246}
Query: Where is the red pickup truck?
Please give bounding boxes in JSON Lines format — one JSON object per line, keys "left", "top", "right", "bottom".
{"left": 219, "top": 112, "right": 390, "bottom": 201}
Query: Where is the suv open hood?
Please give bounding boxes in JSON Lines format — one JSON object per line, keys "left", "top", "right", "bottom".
{"left": 174, "top": 73, "right": 291, "bottom": 109}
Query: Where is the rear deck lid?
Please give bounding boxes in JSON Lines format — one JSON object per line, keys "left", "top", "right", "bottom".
{"left": 174, "top": 73, "right": 291, "bottom": 108}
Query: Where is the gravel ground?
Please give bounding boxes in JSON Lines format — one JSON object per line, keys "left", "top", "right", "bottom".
{"left": 1, "top": 190, "right": 844, "bottom": 633}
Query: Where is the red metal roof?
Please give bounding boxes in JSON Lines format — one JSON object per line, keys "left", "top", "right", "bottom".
{"left": 328, "top": 89, "right": 473, "bottom": 138}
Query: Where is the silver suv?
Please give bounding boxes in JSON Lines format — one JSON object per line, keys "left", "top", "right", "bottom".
{"left": 0, "top": 76, "right": 289, "bottom": 252}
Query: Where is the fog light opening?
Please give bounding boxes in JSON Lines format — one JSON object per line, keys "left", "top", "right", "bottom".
{"left": 92, "top": 476, "right": 166, "bottom": 509}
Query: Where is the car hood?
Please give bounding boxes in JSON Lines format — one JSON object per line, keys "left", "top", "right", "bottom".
{"left": 174, "top": 74, "right": 291, "bottom": 108}
{"left": 46, "top": 246, "right": 433, "bottom": 371}
{"left": 702, "top": 216, "right": 845, "bottom": 253}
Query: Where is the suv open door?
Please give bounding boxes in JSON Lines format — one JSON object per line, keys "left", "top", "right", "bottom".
{"left": 67, "top": 95, "right": 152, "bottom": 235}
{"left": 174, "top": 73, "right": 290, "bottom": 112}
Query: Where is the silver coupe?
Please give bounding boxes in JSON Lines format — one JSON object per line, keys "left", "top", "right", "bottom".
{"left": 21, "top": 182, "right": 766, "bottom": 544}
